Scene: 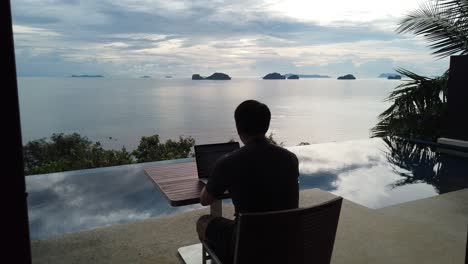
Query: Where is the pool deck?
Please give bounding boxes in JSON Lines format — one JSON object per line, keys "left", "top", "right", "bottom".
{"left": 31, "top": 188, "right": 468, "bottom": 264}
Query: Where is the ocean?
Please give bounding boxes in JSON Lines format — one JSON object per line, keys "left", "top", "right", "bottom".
{"left": 18, "top": 77, "right": 398, "bottom": 150}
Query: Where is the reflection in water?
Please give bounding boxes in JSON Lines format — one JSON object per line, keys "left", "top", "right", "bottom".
{"left": 382, "top": 137, "right": 468, "bottom": 194}
{"left": 291, "top": 138, "right": 468, "bottom": 209}
{"left": 27, "top": 139, "right": 468, "bottom": 240}
{"left": 27, "top": 159, "right": 201, "bottom": 240}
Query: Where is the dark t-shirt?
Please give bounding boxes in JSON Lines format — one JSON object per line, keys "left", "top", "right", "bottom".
{"left": 206, "top": 137, "right": 299, "bottom": 215}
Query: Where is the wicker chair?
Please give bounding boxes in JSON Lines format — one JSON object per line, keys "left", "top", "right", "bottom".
{"left": 202, "top": 196, "right": 343, "bottom": 264}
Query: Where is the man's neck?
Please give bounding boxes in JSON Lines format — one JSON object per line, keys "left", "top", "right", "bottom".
{"left": 243, "top": 135, "right": 266, "bottom": 145}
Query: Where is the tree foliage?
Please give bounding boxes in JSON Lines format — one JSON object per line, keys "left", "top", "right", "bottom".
{"left": 371, "top": 69, "right": 449, "bottom": 140}
{"left": 132, "top": 135, "right": 195, "bottom": 163}
{"left": 266, "top": 132, "right": 284, "bottom": 147}
{"left": 397, "top": 0, "right": 468, "bottom": 58}
{"left": 24, "top": 133, "right": 196, "bottom": 175}
{"left": 23, "top": 133, "right": 134, "bottom": 175}
{"left": 373, "top": 0, "right": 465, "bottom": 140}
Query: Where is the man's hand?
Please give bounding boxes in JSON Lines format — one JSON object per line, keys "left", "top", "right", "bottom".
{"left": 200, "top": 186, "right": 216, "bottom": 206}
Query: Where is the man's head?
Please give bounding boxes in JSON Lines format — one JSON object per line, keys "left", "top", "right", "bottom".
{"left": 234, "top": 100, "right": 271, "bottom": 143}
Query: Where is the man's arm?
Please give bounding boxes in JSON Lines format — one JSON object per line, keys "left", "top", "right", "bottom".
{"left": 201, "top": 155, "right": 231, "bottom": 206}
{"left": 200, "top": 186, "right": 217, "bottom": 206}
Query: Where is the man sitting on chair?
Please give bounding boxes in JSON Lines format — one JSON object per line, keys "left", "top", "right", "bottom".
{"left": 197, "top": 99, "right": 299, "bottom": 263}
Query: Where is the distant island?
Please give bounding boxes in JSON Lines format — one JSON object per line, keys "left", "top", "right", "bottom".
{"left": 387, "top": 75, "right": 402, "bottom": 80}
{"left": 140, "top": 76, "right": 151, "bottom": 78}
{"left": 192, "top": 72, "right": 231, "bottom": 80}
{"left": 206, "top": 73, "right": 231, "bottom": 80}
{"left": 71, "top": 75, "right": 103, "bottom": 78}
{"left": 378, "top": 73, "right": 401, "bottom": 78}
{"left": 337, "top": 74, "right": 356, "bottom": 80}
{"left": 165, "top": 76, "right": 172, "bottom": 78}
{"left": 263, "top": 72, "right": 286, "bottom": 79}
{"left": 285, "top": 74, "right": 330, "bottom": 78}
{"left": 287, "top": 74, "right": 299, "bottom": 79}
{"left": 192, "top": 74, "right": 204, "bottom": 80}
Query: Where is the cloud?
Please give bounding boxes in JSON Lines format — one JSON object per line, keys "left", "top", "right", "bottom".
{"left": 11, "top": 0, "right": 449, "bottom": 77}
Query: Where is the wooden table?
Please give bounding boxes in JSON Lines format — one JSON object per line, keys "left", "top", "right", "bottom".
{"left": 144, "top": 161, "right": 230, "bottom": 263}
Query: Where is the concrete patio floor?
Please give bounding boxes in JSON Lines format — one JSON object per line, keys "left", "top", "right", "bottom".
{"left": 31, "top": 188, "right": 468, "bottom": 264}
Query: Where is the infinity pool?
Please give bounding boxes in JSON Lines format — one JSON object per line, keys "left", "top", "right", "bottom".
{"left": 26, "top": 138, "right": 468, "bottom": 239}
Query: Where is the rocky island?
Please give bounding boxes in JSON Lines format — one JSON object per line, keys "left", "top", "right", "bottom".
{"left": 140, "top": 76, "right": 151, "bottom": 78}
{"left": 263, "top": 72, "right": 286, "bottom": 79}
{"left": 379, "top": 73, "right": 399, "bottom": 78}
{"left": 192, "top": 74, "right": 204, "bottom": 80}
{"left": 287, "top": 74, "right": 299, "bottom": 79}
{"left": 337, "top": 74, "right": 356, "bottom": 80}
{"left": 206, "top": 72, "right": 231, "bottom": 80}
{"left": 379, "top": 73, "right": 402, "bottom": 79}
{"left": 71, "top": 75, "right": 104, "bottom": 78}
{"left": 192, "top": 73, "right": 231, "bottom": 80}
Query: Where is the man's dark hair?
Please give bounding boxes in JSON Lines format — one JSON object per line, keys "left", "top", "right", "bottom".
{"left": 234, "top": 100, "right": 271, "bottom": 135}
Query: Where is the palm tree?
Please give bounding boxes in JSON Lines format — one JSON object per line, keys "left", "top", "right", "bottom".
{"left": 397, "top": 0, "right": 468, "bottom": 58}
{"left": 372, "top": 0, "right": 467, "bottom": 140}
{"left": 371, "top": 69, "right": 449, "bottom": 140}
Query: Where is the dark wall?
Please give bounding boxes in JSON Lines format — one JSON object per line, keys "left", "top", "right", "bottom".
{"left": 1, "top": 1, "right": 32, "bottom": 263}
{"left": 447, "top": 55, "right": 468, "bottom": 141}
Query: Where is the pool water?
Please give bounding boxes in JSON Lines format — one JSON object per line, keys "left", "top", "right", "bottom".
{"left": 26, "top": 138, "right": 468, "bottom": 240}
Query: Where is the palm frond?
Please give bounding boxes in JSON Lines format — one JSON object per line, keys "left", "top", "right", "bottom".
{"left": 397, "top": 0, "right": 468, "bottom": 58}
{"left": 439, "top": 0, "right": 468, "bottom": 11}
{"left": 371, "top": 68, "right": 448, "bottom": 140}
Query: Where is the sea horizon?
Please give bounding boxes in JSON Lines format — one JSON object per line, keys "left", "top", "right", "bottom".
{"left": 18, "top": 77, "right": 396, "bottom": 150}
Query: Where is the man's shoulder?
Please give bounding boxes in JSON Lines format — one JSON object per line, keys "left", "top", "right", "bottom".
{"left": 221, "top": 143, "right": 298, "bottom": 163}
{"left": 269, "top": 144, "right": 298, "bottom": 160}
{"left": 217, "top": 147, "right": 244, "bottom": 165}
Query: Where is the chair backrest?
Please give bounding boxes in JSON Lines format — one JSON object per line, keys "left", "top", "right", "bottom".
{"left": 233, "top": 197, "right": 343, "bottom": 264}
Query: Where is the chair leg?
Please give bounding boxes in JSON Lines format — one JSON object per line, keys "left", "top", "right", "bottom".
{"left": 202, "top": 244, "right": 207, "bottom": 264}
{"left": 202, "top": 242, "right": 221, "bottom": 264}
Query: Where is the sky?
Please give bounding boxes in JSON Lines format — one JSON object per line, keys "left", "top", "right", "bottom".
{"left": 11, "top": 0, "right": 450, "bottom": 78}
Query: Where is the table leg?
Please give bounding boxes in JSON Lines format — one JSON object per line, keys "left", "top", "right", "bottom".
{"left": 210, "top": 200, "right": 222, "bottom": 217}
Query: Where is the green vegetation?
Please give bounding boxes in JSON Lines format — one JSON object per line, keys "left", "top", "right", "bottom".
{"left": 23, "top": 133, "right": 133, "bottom": 175}
{"left": 23, "top": 133, "right": 195, "bottom": 175}
{"left": 396, "top": 0, "right": 468, "bottom": 58}
{"left": 266, "top": 132, "right": 284, "bottom": 147}
{"left": 371, "top": 69, "right": 449, "bottom": 140}
{"left": 24, "top": 132, "right": 291, "bottom": 175}
{"left": 132, "top": 135, "right": 195, "bottom": 163}
{"left": 372, "top": 0, "right": 467, "bottom": 140}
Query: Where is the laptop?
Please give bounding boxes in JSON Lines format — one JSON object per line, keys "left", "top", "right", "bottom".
{"left": 194, "top": 142, "right": 240, "bottom": 184}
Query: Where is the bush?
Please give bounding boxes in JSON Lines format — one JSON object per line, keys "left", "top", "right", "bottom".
{"left": 24, "top": 132, "right": 292, "bottom": 175}
{"left": 23, "top": 133, "right": 197, "bottom": 175}
{"left": 23, "top": 133, "right": 134, "bottom": 175}
{"left": 266, "top": 132, "right": 284, "bottom": 147}
{"left": 132, "top": 135, "right": 195, "bottom": 163}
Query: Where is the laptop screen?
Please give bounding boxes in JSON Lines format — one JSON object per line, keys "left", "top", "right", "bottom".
{"left": 194, "top": 142, "right": 240, "bottom": 179}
